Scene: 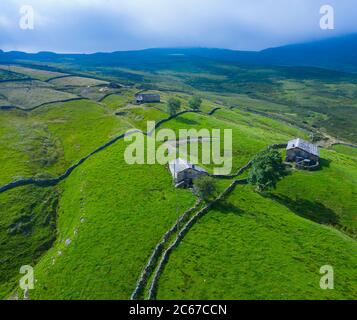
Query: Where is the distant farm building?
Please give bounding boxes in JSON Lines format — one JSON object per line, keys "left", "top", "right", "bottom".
{"left": 136, "top": 93, "right": 161, "bottom": 104}
{"left": 169, "top": 158, "right": 208, "bottom": 188}
{"left": 286, "top": 138, "right": 320, "bottom": 169}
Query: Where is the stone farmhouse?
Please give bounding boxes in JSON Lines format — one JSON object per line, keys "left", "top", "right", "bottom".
{"left": 169, "top": 158, "right": 208, "bottom": 188}
{"left": 286, "top": 138, "right": 320, "bottom": 168}
{"left": 136, "top": 93, "right": 161, "bottom": 104}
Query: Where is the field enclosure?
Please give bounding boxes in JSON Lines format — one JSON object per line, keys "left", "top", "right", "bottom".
{"left": 0, "top": 62, "right": 356, "bottom": 300}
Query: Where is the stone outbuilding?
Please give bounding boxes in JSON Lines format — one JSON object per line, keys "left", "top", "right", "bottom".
{"left": 169, "top": 158, "right": 208, "bottom": 188}
{"left": 286, "top": 138, "right": 320, "bottom": 168}
{"left": 136, "top": 93, "right": 161, "bottom": 104}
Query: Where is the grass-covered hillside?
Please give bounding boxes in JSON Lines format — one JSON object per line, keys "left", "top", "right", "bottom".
{"left": 2, "top": 48, "right": 357, "bottom": 143}
{"left": 0, "top": 100, "right": 129, "bottom": 186}
{"left": 0, "top": 62, "right": 356, "bottom": 300}
{"left": 156, "top": 185, "right": 356, "bottom": 300}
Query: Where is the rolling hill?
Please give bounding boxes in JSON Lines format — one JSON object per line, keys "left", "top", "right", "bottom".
{"left": 1, "top": 33, "right": 357, "bottom": 72}
{"left": 2, "top": 35, "right": 357, "bottom": 145}
{"left": 0, "top": 51, "right": 356, "bottom": 300}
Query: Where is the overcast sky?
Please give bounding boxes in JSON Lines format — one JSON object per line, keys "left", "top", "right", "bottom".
{"left": 0, "top": 0, "right": 356, "bottom": 53}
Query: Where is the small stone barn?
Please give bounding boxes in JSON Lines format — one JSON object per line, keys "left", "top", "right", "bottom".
{"left": 169, "top": 158, "right": 208, "bottom": 188}
{"left": 136, "top": 93, "right": 161, "bottom": 104}
{"left": 286, "top": 138, "right": 320, "bottom": 167}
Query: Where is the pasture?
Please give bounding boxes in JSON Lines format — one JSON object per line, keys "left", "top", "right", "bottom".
{"left": 48, "top": 76, "right": 108, "bottom": 87}
{"left": 0, "top": 81, "right": 77, "bottom": 109}
{"left": 0, "top": 62, "right": 355, "bottom": 300}
{"left": 0, "top": 64, "right": 68, "bottom": 81}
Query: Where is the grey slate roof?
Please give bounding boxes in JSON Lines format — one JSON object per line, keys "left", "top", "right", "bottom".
{"left": 287, "top": 138, "right": 320, "bottom": 157}
{"left": 136, "top": 93, "right": 160, "bottom": 101}
{"left": 137, "top": 93, "right": 160, "bottom": 98}
{"left": 169, "top": 158, "right": 207, "bottom": 178}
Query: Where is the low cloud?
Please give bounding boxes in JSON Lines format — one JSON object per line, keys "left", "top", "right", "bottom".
{"left": 0, "top": 0, "right": 356, "bottom": 53}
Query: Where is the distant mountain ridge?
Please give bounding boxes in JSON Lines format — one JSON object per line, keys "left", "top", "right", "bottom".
{"left": 146, "top": 34, "right": 357, "bottom": 73}
{"left": 1, "top": 33, "right": 356, "bottom": 73}
{"left": 254, "top": 33, "right": 357, "bottom": 73}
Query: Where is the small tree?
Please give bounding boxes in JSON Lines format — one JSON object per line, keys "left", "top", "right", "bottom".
{"left": 189, "top": 96, "right": 202, "bottom": 111}
{"left": 248, "top": 149, "right": 285, "bottom": 192}
{"left": 167, "top": 98, "right": 181, "bottom": 116}
{"left": 193, "top": 175, "right": 218, "bottom": 203}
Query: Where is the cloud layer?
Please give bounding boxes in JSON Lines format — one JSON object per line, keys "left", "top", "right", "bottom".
{"left": 0, "top": 0, "right": 356, "bottom": 53}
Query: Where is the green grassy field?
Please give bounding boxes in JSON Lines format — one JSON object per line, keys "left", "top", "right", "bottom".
{"left": 152, "top": 110, "right": 357, "bottom": 300}
{"left": 0, "top": 62, "right": 356, "bottom": 300}
{"left": 101, "top": 94, "right": 131, "bottom": 111}
{"left": 161, "top": 108, "right": 307, "bottom": 173}
{"left": 271, "top": 148, "right": 357, "bottom": 239}
{"left": 0, "top": 65, "right": 68, "bottom": 81}
{"left": 27, "top": 140, "right": 196, "bottom": 299}
{"left": 0, "top": 82, "right": 77, "bottom": 109}
{"left": 0, "top": 111, "right": 33, "bottom": 184}
{"left": 331, "top": 144, "right": 357, "bottom": 158}
{"left": 0, "top": 100, "right": 129, "bottom": 185}
{"left": 48, "top": 76, "right": 108, "bottom": 87}
{"left": 0, "top": 185, "right": 60, "bottom": 297}
{"left": 156, "top": 185, "right": 357, "bottom": 300}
